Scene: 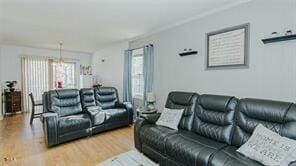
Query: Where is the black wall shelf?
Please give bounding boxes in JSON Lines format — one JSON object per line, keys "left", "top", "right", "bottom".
{"left": 262, "top": 34, "right": 296, "bottom": 44}
{"left": 179, "top": 51, "right": 198, "bottom": 56}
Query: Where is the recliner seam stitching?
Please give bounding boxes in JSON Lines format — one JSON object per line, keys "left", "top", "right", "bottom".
{"left": 207, "top": 145, "right": 228, "bottom": 166}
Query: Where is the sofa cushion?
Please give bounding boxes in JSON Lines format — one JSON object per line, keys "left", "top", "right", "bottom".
{"left": 95, "top": 87, "right": 119, "bottom": 109}
{"left": 156, "top": 108, "right": 184, "bottom": 130}
{"left": 103, "top": 108, "right": 128, "bottom": 123}
{"left": 140, "top": 124, "right": 177, "bottom": 153}
{"left": 232, "top": 98, "right": 296, "bottom": 147}
{"left": 165, "top": 92, "right": 199, "bottom": 131}
{"left": 80, "top": 88, "right": 96, "bottom": 109}
{"left": 58, "top": 114, "right": 91, "bottom": 135}
{"left": 48, "top": 89, "right": 83, "bottom": 117}
{"left": 165, "top": 130, "right": 226, "bottom": 166}
{"left": 209, "top": 146, "right": 262, "bottom": 166}
{"left": 193, "top": 94, "right": 238, "bottom": 144}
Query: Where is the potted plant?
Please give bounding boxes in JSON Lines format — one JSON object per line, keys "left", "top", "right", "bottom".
{"left": 5, "top": 81, "right": 17, "bottom": 92}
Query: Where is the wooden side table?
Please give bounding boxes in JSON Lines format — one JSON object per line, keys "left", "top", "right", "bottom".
{"left": 5, "top": 91, "right": 22, "bottom": 115}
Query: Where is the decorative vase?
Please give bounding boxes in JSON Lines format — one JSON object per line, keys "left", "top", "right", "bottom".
{"left": 147, "top": 102, "right": 155, "bottom": 111}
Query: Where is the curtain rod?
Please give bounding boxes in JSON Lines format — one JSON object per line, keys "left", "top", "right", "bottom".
{"left": 129, "top": 44, "right": 153, "bottom": 51}
{"left": 21, "top": 55, "right": 80, "bottom": 62}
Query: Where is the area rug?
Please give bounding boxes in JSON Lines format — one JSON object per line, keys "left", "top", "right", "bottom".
{"left": 98, "top": 150, "right": 158, "bottom": 166}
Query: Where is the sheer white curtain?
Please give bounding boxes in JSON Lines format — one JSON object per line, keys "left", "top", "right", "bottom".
{"left": 21, "top": 57, "right": 50, "bottom": 112}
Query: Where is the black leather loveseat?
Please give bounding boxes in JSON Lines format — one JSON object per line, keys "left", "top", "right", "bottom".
{"left": 135, "top": 91, "right": 296, "bottom": 166}
{"left": 42, "top": 87, "right": 133, "bottom": 147}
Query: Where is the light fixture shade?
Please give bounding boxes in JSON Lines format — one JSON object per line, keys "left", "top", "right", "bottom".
{"left": 146, "top": 92, "right": 156, "bottom": 102}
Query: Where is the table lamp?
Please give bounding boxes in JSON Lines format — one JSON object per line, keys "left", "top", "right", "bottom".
{"left": 146, "top": 92, "right": 156, "bottom": 111}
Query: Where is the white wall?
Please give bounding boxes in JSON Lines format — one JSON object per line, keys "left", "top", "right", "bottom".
{"left": 129, "top": 0, "right": 296, "bottom": 110}
{"left": 0, "top": 44, "right": 92, "bottom": 89}
{"left": 92, "top": 42, "right": 128, "bottom": 100}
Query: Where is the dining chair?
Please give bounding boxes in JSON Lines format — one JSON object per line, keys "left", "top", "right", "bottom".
{"left": 29, "top": 93, "right": 43, "bottom": 124}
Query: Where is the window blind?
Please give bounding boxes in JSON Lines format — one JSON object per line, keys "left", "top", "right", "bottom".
{"left": 21, "top": 57, "right": 49, "bottom": 112}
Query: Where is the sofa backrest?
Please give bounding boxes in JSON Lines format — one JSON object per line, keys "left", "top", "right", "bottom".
{"left": 193, "top": 94, "right": 238, "bottom": 145}
{"left": 95, "top": 87, "right": 119, "bottom": 109}
{"left": 165, "top": 91, "right": 199, "bottom": 131}
{"left": 80, "top": 88, "right": 96, "bottom": 109}
{"left": 48, "top": 89, "right": 82, "bottom": 117}
{"left": 232, "top": 98, "right": 296, "bottom": 147}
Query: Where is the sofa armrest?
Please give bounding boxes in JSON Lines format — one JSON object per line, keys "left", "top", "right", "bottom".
{"left": 116, "top": 102, "right": 134, "bottom": 124}
{"left": 134, "top": 117, "right": 148, "bottom": 151}
{"left": 84, "top": 106, "right": 105, "bottom": 125}
{"left": 140, "top": 113, "right": 161, "bottom": 123}
{"left": 134, "top": 113, "right": 161, "bottom": 151}
{"left": 42, "top": 112, "right": 59, "bottom": 147}
{"left": 84, "top": 106, "right": 102, "bottom": 112}
{"left": 42, "top": 92, "right": 49, "bottom": 113}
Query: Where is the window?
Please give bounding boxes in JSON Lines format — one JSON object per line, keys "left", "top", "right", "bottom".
{"left": 132, "top": 48, "right": 144, "bottom": 98}
{"left": 52, "top": 62, "right": 77, "bottom": 89}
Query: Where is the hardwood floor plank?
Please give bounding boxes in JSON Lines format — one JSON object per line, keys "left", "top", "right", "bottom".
{"left": 0, "top": 113, "right": 135, "bottom": 165}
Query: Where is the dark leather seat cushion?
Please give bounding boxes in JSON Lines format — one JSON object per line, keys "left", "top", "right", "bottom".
{"left": 58, "top": 114, "right": 91, "bottom": 135}
{"left": 95, "top": 87, "right": 119, "bottom": 109}
{"left": 165, "top": 92, "right": 199, "bottom": 131}
{"left": 209, "top": 146, "right": 262, "bottom": 166}
{"left": 103, "top": 109, "right": 128, "bottom": 123}
{"left": 48, "top": 89, "right": 83, "bottom": 117}
{"left": 165, "top": 130, "right": 226, "bottom": 166}
{"left": 232, "top": 98, "right": 296, "bottom": 147}
{"left": 140, "top": 124, "right": 177, "bottom": 153}
{"left": 80, "top": 88, "right": 96, "bottom": 108}
{"left": 194, "top": 95, "right": 238, "bottom": 145}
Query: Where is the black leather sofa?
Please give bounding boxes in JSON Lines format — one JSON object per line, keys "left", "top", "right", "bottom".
{"left": 42, "top": 87, "right": 133, "bottom": 147}
{"left": 135, "top": 91, "right": 296, "bottom": 166}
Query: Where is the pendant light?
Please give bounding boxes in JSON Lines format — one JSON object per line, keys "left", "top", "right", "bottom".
{"left": 58, "top": 42, "right": 64, "bottom": 66}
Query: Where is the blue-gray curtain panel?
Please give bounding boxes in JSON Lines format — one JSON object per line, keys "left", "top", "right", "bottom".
{"left": 143, "top": 44, "right": 154, "bottom": 106}
{"left": 123, "top": 49, "right": 133, "bottom": 103}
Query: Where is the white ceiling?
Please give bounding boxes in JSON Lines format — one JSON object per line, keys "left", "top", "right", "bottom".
{"left": 0, "top": 0, "right": 250, "bottom": 53}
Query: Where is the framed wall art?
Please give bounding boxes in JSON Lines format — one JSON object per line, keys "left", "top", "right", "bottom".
{"left": 206, "top": 23, "right": 250, "bottom": 69}
{"left": 80, "top": 65, "right": 92, "bottom": 75}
